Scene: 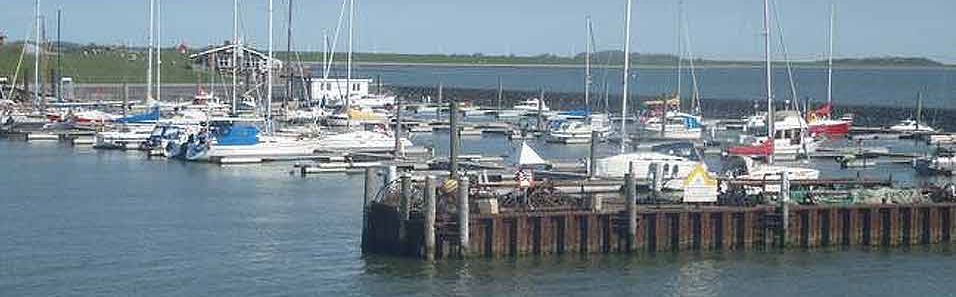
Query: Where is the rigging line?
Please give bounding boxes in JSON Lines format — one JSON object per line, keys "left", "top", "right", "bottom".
{"left": 771, "top": 0, "right": 799, "bottom": 110}
{"left": 680, "top": 0, "right": 702, "bottom": 116}
{"left": 322, "top": 0, "right": 349, "bottom": 80}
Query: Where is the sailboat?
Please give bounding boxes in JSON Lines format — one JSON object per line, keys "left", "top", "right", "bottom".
{"left": 807, "top": 5, "right": 852, "bottom": 136}
{"left": 640, "top": 0, "right": 704, "bottom": 140}
{"left": 184, "top": 0, "right": 316, "bottom": 162}
{"left": 546, "top": 17, "right": 612, "bottom": 144}
{"left": 94, "top": 0, "right": 162, "bottom": 150}
{"left": 593, "top": 0, "right": 708, "bottom": 187}
{"left": 726, "top": 0, "right": 820, "bottom": 160}
{"left": 888, "top": 92, "right": 936, "bottom": 133}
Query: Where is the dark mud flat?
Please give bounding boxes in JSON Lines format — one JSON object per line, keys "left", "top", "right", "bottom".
{"left": 390, "top": 85, "right": 955, "bottom": 131}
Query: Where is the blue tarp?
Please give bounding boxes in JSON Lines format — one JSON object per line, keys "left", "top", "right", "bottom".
{"left": 113, "top": 106, "right": 160, "bottom": 123}
{"left": 215, "top": 124, "right": 259, "bottom": 146}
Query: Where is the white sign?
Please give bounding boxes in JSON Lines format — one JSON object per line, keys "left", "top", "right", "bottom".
{"left": 683, "top": 164, "right": 718, "bottom": 203}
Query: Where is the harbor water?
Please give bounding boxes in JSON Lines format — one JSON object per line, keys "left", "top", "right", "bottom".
{"left": 3, "top": 131, "right": 956, "bottom": 296}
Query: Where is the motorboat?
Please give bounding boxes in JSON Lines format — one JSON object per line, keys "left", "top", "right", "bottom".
{"left": 913, "top": 147, "right": 956, "bottom": 175}
{"left": 641, "top": 111, "right": 702, "bottom": 140}
{"left": 594, "top": 142, "right": 707, "bottom": 190}
{"left": 545, "top": 114, "right": 611, "bottom": 144}
{"left": 513, "top": 98, "right": 549, "bottom": 113}
{"left": 888, "top": 119, "right": 935, "bottom": 133}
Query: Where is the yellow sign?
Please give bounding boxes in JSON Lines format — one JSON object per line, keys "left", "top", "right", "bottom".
{"left": 683, "top": 163, "right": 718, "bottom": 203}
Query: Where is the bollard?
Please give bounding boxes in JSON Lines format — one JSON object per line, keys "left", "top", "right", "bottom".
{"left": 385, "top": 165, "right": 398, "bottom": 185}
{"left": 625, "top": 162, "right": 637, "bottom": 253}
{"left": 458, "top": 177, "right": 471, "bottom": 257}
{"left": 362, "top": 167, "right": 375, "bottom": 253}
{"left": 424, "top": 176, "right": 436, "bottom": 260}
{"left": 780, "top": 170, "right": 791, "bottom": 247}
{"left": 588, "top": 130, "right": 599, "bottom": 179}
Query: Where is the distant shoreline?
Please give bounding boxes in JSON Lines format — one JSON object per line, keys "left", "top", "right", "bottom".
{"left": 341, "top": 61, "right": 954, "bottom": 70}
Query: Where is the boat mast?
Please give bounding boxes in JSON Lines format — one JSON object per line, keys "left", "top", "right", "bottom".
{"left": 764, "top": 0, "right": 774, "bottom": 164}
{"left": 55, "top": 8, "right": 60, "bottom": 101}
{"left": 346, "top": 0, "right": 353, "bottom": 113}
{"left": 826, "top": 3, "right": 834, "bottom": 114}
{"left": 675, "top": 0, "right": 682, "bottom": 103}
{"left": 322, "top": 30, "right": 328, "bottom": 78}
{"left": 620, "top": 0, "right": 632, "bottom": 154}
{"left": 145, "top": 0, "right": 153, "bottom": 103}
{"left": 585, "top": 16, "right": 591, "bottom": 115}
{"left": 156, "top": 0, "right": 161, "bottom": 103}
{"left": 34, "top": 0, "right": 41, "bottom": 108}
{"left": 268, "top": 0, "right": 274, "bottom": 133}
{"left": 497, "top": 76, "right": 502, "bottom": 113}
{"left": 285, "top": 0, "right": 293, "bottom": 106}
{"left": 232, "top": 0, "right": 239, "bottom": 115}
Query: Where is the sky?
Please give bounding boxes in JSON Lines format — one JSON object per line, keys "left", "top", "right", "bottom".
{"left": 1, "top": 0, "right": 954, "bottom": 63}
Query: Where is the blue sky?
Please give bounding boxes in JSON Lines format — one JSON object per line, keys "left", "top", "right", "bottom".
{"left": 2, "top": 0, "right": 954, "bottom": 62}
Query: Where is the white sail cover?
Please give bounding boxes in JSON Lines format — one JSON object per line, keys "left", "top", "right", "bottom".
{"left": 518, "top": 141, "right": 547, "bottom": 166}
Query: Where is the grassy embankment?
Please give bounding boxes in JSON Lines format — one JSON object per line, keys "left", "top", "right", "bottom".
{"left": 0, "top": 43, "right": 949, "bottom": 85}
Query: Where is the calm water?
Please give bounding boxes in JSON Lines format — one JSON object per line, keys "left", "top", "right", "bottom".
{"left": 340, "top": 65, "right": 956, "bottom": 109}
{"left": 3, "top": 133, "right": 956, "bottom": 296}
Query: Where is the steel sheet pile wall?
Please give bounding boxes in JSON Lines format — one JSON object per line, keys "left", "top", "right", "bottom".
{"left": 363, "top": 203, "right": 956, "bottom": 259}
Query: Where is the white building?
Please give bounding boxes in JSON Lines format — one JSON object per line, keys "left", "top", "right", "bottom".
{"left": 310, "top": 78, "right": 371, "bottom": 101}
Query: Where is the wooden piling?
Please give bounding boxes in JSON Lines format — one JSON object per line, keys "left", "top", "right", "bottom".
{"left": 398, "top": 174, "right": 411, "bottom": 246}
{"left": 625, "top": 164, "right": 637, "bottom": 253}
{"left": 449, "top": 100, "right": 460, "bottom": 177}
{"left": 394, "top": 95, "right": 404, "bottom": 158}
{"left": 424, "top": 176, "right": 436, "bottom": 260}
{"left": 361, "top": 167, "right": 375, "bottom": 253}
{"left": 458, "top": 177, "right": 470, "bottom": 257}
{"left": 588, "top": 130, "right": 598, "bottom": 179}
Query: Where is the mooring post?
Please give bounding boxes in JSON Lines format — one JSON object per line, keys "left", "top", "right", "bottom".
{"left": 651, "top": 162, "right": 664, "bottom": 197}
{"left": 394, "top": 95, "right": 405, "bottom": 158}
{"left": 458, "top": 176, "right": 471, "bottom": 257}
{"left": 588, "top": 130, "right": 598, "bottom": 179}
{"left": 781, "top": 170, "right": 791, "bottom": 247}
{"left": 362, "top": 166, "right": 375, "bottom": 253}
{"left": 449, "top": 100, "right": 460, "bottom": 178}
{"left": 536, "top": 89, "right": 545, "bottom": 133}
{"left": 424, "top": 175, "right": 436, "bottom": 260}
{"left": 399, "top": 174, "right": 412, "bottom": 249}
{"left": 625, "top": 162, "right": 637, "bottom": 253}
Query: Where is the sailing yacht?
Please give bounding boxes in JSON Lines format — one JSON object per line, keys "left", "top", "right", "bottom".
{"left": 184, "top": 118, "right": 316, "bottom": 162}
{"left": 806, "top": 5, "right": 852, "bottom": 136}
{"left": 728, "top": 110, "right": 820, "bottom": 159}
{"left": 726, "top": 0, "right": 823, "bottom": 161}
{"left": 595, "top": 142, "right": 708, "bottom": 189}
{"left": 313, "top": 127, "right": 412, "bottom": 153}
{"left": 889, "top": 119, "right": 936, "bottom": 133}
